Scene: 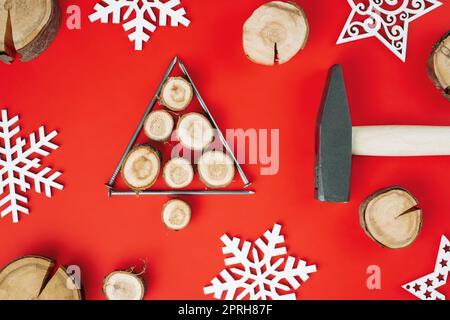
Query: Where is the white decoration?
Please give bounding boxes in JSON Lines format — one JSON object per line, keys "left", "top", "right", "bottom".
{"left": 204, "top": 224, "right": 317, "bottom": 300}
{"left": 402, "top": 235, "right": 449, "bottom": 300}
{"left": 0, "top": 109, "right": 63, "bottom": 223}
{"left": 89, "top": 0, "right": 191, "bottom": 50}
{"left": 337, "top": 0, "right": 442, "bottom": 61}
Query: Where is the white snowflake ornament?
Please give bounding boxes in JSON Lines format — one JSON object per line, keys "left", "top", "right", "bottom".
{"left": 204, "top": 224, "right": 317, "bottom": 300}
{"left": 337, "top": 0, "right": 442, "bottom": 61}
{"left": 89, "top": 0, "right": 191, "bottom": 50}
{"left": 402, "top": 235, "right": 449, "bottom": 300}
{"left": 0, "top": 109, "right": 63, "bottom": 223}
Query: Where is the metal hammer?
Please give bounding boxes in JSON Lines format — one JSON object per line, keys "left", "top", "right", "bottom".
{"left": 315, "top": 65, "right": 450, "bottom": 202}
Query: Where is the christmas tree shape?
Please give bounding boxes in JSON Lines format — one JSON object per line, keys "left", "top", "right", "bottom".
{"left": 107, "top": 56, "right": 253, "bottom": 196}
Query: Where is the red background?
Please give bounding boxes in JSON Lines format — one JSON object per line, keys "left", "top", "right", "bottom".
{"left": 0, "top": 0, "right": 449, "bottom": 300}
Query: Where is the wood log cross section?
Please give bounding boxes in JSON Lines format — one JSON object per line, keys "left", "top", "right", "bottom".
{"left": 428, "top": 31, "right": 450, "bottom": 100}
{"left": 0, "top": 256, "right": 82, "bottom": 300}
{"left": 0, "top": 0, "right": 60, "bottom": 63}
{"left": 243, "top": 1, "right": 309, "bottom": 66}
{"left": 359, "top": 187, "right": 423, "bottom": 249}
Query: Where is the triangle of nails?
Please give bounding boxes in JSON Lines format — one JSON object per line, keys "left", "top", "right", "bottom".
{"left": 106, "top": 56, "right": 254, "bottom": 196}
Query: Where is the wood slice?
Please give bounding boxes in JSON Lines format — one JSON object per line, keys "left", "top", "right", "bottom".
{"left": 163, "top": 157, "right": 194, "bottom": 189}
{"left": 159, "top": 77, "right": 193, "bottom": 112}
{"left": 38, "top": 266, "right": 82, "bottom": 300}
{"left": 427, "top": 30, "right": 450, "bottom": 100}
{"left": 162, "top": 199, "right": 192, "bottom": 230}
{"left": 359, "top": 187, "right": 422, "bottom": 249}
{"left": 121, "top": 145, "right": 162, "bottom": 191}
{"left": 198, "top": 151, "right": 235, "bottom": 189}
{"left": 0, "top": 0, "right": 61, "bottom": 63}
{"left": 243, "top": 1, "right": 309, "bottom": 65}
{"left": 0, "top": 4, "right": 13, "bottom": 63}
{"left": 176, "top": 113, "right": 214, "bottom": 151}
{"left": 0, "top": 256, "right": 52, "bottom": 300}
{"left": 0, "top": 256, "right": 82, "bottom": 300}
{"left": 103, "top": 271, "right": 146, "bottom": 300}
{"left": 144, "top": 110, "right": 174, "bottom": 142}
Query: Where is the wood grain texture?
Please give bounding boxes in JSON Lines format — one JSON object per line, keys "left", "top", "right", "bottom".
{"left": 427, "top": 30, "right": 450, "bottom": 100}
{"left": 359, "top": 187, "right": 422, "bottom": 249}
{"left": 0, "top": 0, "right": 60, "bottom": 63}
{"left": 352, "top": 126, "right": 450, "bottom": 156}
{"left": 0, "top": 256, "right": 82, "bottom": 300}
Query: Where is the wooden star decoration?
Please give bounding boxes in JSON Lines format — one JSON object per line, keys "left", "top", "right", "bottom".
{"left": 337, "top": 0, "right": 442, "bottom": 61}
{"left": 403, "top": 235, "right": 449, "bottom": 300}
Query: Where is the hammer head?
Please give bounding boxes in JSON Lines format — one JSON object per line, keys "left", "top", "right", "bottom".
{"left": 315, "top": 65, "right": 352, "bottom": 202}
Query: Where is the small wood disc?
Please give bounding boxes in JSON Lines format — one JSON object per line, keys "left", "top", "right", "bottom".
{"left": 427, "top": 31, "right": 450, "bottom": 100}
{"left": 176, "top": 112, "right": 214, "bottom": 151}
{"left": 144, "top": 110, "right": 174, "bottom": 142}
{"left": 198, "top": 151, "right": 235, "bottom": 189}
{"left": 162, "top": 199, "right": 192, "bottom": 230}
{"left": 0, "top": 0, "right": 61, "bottom": 63}
{"left": 159, "top": 77, "right": 193, "bottom": 112}
{"left": 103, "top": 271, "right": 145, "bottom": 300}
{"left": 163, "top": 157, "right": 194, "bottom": 189}
{"left": 243, "top": 1, "right": 309, "bottom": 65}
{"left": 359, "top": 187, "right": 422, "bottom": 249}
{"left": 121, "top": 145, "right": 161, "bottom": 191}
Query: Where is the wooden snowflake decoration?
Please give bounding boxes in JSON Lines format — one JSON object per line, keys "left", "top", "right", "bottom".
{"left": 0, "top": 109, "right": 63, "bottom": 223}
{"left": 89, "top": 0, "right": 190, "bottom": 50}
{"left": 204, "top": 224, "right": 317, "bottom": 300}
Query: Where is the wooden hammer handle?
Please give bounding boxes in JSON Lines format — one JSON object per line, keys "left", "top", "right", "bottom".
{"left": 352, "top": 126, "right": 450, "bottom": 156}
